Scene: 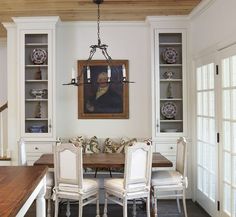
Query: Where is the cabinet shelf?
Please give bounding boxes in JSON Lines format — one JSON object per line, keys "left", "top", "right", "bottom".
{"left": 160, "top": 79, "right": 182, "bottom": 82}
{"left": 25, "top": 43, "right": 48, "bottom": 46}
{"left": 160, "top": 64, "right": 182, "bottom": 67}
{"left": 25, "top": 99, "right": 48, "bottom": 102}
{"left": 25, "top": 118, "right": 48, "bottom": 121}
{"left": 160, "top": 98, "right": 182, "bottom": 101}
{"left": 25, "top": 80, "right": 48, "bottom": 83}
{"left": 159, "top": 42, "right": 182, "bottom": 46}
{"left": 25, "top": 65, "right": 48, "bottom": 68}
{"left": 160, "top": 120, "right": 183, "bottom": 122}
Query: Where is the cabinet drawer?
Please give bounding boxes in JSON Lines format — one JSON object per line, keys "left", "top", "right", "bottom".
{"left": 26, "top": 143, "right": 53, "bottom": 153}
{"left": 155, "top": 143, "right": 176, "bottom": 154}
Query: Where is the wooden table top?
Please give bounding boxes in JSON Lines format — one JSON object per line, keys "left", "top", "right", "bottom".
{"left": 34, "top": 152, "right": 173, "bottom": 168}
{"left": 0, "top": 166, "right": 48, "bottom": 217}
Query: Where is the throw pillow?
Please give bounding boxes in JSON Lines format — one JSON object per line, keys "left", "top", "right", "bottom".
{"left": 69, "top": 135, "right": 85, "bottom": 150}
{"left": 104, "top": 138, "right": 124, "bottom": 153}
{"left": 85, "top": 136, "right": 101, "bottom": 153}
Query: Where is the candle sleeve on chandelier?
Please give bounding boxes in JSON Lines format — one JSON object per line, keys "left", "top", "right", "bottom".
{"left": 122, "top": 64, "right": 126, "bottom": 78}
{"left": 71, "top": 67, "right": 76, "bottom": 79}
{"left": 87, "top": 66, "right": 91, "bottom": 79}
{"left": 107, "top": 65, "right": 111, "bottom": 81}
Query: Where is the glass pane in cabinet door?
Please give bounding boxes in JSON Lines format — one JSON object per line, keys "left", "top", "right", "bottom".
{"left": 158, "top": 32, "right": 183, "bottom": 133}
{"left": 24, "top": 34, "right": 49, "bottom": 134}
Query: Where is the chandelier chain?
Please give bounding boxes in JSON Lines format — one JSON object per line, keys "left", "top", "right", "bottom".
{"left": 97, "top": 3, "right": 101, "bottom": 46}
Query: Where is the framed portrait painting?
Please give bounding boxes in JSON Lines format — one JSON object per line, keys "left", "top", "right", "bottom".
{"left": 77, "top": 60, "right": 129, "bottom": 119}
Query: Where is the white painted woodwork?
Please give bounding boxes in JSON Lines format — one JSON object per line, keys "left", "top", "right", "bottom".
{"left": 194, "top": 58, "right": 218, "bottom": 217}
{"left": 2, "top": 17, "right": 58, "bottom": 165}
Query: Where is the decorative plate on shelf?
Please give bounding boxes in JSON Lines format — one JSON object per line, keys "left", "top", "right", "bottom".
{"left": 31, "top": 48, "right": 47, "bottom": 65}
{"left": 161, "top": 102, "right": 177, "bottom": 119}
{"left": 162, "top": 47, "right": 178, "bottom": 64}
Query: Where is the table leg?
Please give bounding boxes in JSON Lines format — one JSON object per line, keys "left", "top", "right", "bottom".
{"left": 36, "top": 178, "right": 46, "bottom": 217}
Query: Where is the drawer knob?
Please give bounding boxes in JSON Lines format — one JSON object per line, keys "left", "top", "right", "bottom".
{"left": 170, "top": 147, "right": 173, "bottom": 150}
{"left": 35, "top": 147, "right": 39, "bottom": 150}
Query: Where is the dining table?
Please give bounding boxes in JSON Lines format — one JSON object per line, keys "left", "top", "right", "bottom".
{"left": 34, "top": 152, "right": 173, "bottom": 168}
{"left": 0, "top": 166, "right": 47, "bottom": 217}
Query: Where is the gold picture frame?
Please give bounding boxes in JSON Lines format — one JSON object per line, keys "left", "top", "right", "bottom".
{"left": 78, "top": 60, "right": 129, "bottom": 119}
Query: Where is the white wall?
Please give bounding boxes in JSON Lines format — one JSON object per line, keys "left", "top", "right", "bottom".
{"left": 0, "top": 38, "right": 8, "bottom": 156}
{"left": 0, "top": 38, "right": 7, "bottom": 105}
{"left": 191, "top": 0, "right": 236, "bottom": 55}
{"left": 56, "top": 22, "right": 151, "bottom": 138}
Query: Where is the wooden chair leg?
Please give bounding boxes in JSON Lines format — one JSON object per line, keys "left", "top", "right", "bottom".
{"left": 66, "top": 200, "right": 71, "bottom": 217}
{"left": 153, "top": 192, "right": 158, "bottom": 217}
{"left": 123, "top": 199, "right": 128, "bottom": 217}
{"left": 47, "top": 198, "right": 52, "bottom": 217}
{"left": 54, "top": 197, "right": 59, "bottom": 217}
{"left": 146, "top": 196, "right": 151, "bottom": 217}
{"left": 132, "top": 199, "right": 136, "bottom": 217}
{"left": 103, "top": 192, "right": 108, "bottom": 217}
{"left": 176, "top": 191, "right": 181, "bottom": 213}
{"left": 78, "top": 198, "right": 83, "bottom": 217}
{"left": 96, "top": 193, "right": 100, "bottom": 217}
{"left": 182, "top": 190, "right": 188, "bottom": 217}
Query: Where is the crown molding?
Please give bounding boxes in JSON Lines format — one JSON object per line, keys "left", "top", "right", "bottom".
{"left": 189, "top": 0, "right": 216, "bottom": 20}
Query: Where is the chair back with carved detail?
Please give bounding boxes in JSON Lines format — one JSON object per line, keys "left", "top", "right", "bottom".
{"left": 176, "top": 137, "right": 187, "bottom": 177}
{"left": 124, "top": 141, "right": 153, "bottom": 192}
{"left": 54, "top": 143, "right": 83, "bottom": 189}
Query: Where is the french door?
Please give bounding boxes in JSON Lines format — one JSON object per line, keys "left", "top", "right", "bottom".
{"left": 195, "top": 44, "right": 236, "bottom": 217}
{"left": 196, "top": 60, "right": 218, "bottom": 217}
{"left": 219, "top": 45, "right": 236, "bottom": 217}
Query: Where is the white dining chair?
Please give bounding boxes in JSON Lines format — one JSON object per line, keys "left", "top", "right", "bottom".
{"left": 151, "top": 137, "right": 188, "bottom": 217}
{"left": 103, "top": 141, "right": 153, "bottom": 217}
{"left": 53, "top": 142, "right": 100, "bottom": 217}
{"left": 18, "top": 138, "right": 54, "bottom": 217}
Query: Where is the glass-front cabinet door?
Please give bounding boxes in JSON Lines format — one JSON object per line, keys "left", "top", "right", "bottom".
{"left": 153, "top": 29, "right": 186, "bottom": 137}
{"left": 20, "top": 30, "right": 54, "bottom": 138}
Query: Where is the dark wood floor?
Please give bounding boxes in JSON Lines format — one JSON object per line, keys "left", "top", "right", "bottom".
{"left": 26, "top": 200, "right": 210, "bottom": 217}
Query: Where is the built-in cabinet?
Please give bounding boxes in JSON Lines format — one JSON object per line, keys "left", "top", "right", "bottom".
{"left": 148, "top": 18, "right": 189, "bottom": 172}
{"left": 4, "top": 17, "right": 59, "bottom": 164}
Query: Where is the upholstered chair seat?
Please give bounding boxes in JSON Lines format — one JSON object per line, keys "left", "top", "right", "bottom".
{"left": 58, "top": 179, "right": 99, "bottom": 193}
{"left": 151, "top": 170, "right": 184, "bottom": 186}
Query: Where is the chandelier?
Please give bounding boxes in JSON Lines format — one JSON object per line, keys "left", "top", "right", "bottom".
{"left": 64, "top": 0, "right": 134, "bottom": 86}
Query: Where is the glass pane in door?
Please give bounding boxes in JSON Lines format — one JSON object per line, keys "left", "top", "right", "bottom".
{"left": 196, "top": 63, "right": 217, "bottom": 208}
{"left": 221, "top": 54, "right": 236, "bottom": 216}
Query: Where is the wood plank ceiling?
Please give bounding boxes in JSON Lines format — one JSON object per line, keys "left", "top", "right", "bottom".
{"left": 0, "top": 0, "right": 201, "bottom": 37}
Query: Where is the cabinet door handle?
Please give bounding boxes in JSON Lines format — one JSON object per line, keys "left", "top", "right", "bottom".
{"left": 49, "top": 119, "right": 52, "bottom": 133}
{"left": 35, "top": 147, "right": 39, "bottom": 150}
{"left": 170, "top": 146, "right": 173, "bottom": 150}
